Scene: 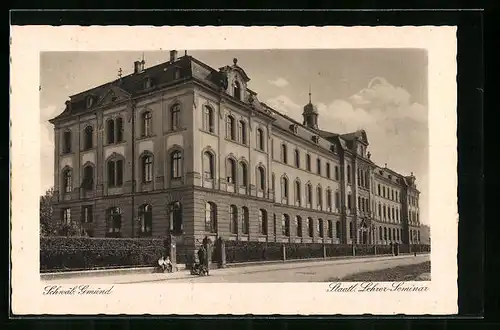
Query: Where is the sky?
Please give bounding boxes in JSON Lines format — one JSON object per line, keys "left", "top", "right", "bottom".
{"left": 40, "top": 49, "right": 429, "bottom": 224}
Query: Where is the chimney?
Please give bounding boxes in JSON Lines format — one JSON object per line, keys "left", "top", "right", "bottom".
{"left": 170, "top": 50, "right": 178, "bottom": 63}
{"left": 133, "top": 61, "right": 142, "bottom": 74}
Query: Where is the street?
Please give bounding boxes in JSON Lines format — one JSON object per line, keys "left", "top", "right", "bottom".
{"left": 42, "top": 254, "right": 430, "bottom": 284}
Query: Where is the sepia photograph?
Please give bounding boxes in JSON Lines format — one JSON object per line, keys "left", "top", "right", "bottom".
{"left": 11, "top": 26, "right": 457, "bottom": 315}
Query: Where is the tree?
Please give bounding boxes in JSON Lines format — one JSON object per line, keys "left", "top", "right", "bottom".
{"left": 40, "top": 187, "right": 57, "bottom": 236}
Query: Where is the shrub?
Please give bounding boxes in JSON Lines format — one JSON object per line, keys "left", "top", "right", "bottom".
{"left": 40, "top": 236, "right": 168, "bottom": 272}
{"left": 225, "top": 240, "right": 282, "bottom": 263}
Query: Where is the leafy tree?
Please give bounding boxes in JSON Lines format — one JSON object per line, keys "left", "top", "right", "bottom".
{"left": 40, "top": 187, "right": 57, "bottom": 236}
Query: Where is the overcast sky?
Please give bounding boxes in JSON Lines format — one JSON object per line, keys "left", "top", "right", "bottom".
{"left": 40, "top": 49, "right": 429, "bottom": 224}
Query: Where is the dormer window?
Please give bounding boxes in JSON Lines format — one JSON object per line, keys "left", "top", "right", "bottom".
{"left": 330, "top": 145, "right": 336, "bottom": 153}
{"left": 289, "top": 124, "right": 298, "bottom": 134}
{"left": 174, "top": 67, "right": 181, "bottom": 80}
{"left": 86, "top": 96, "right": 94, "bottom": 109}
{"left": 311, "top": 135, "right": 319, "bottom": 144}
{"left": 143, "top": 77, "right": 152, "bottom": 89}
{"left": 234, "top": 81, "right": 242, "bottom": 101}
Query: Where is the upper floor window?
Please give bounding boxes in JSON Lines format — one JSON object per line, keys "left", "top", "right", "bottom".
{"left": 364, "top": 171, "right": 369, "bottom": 188}
{"left": 241, "top": 206, "right": 249, "bottom": 235}
{"left": 306, "top": 183, "right": 313, "bottom": 206}
{"left": 347, "top": 194, "right": 352, "bottom": 210}
{"left": 326, "top": 189, "right": 332, "bottom": 208}
{"left": 106, "top": 119, "right": 115, "bottom": 144}
{"left": 142, "top": 111, "right": 153, "bottom": 137}
{"left": 203, "top": 151, "right": 215, "bottom": 180}
{"left": 107, "top": 158, "right": 124, "bottom": 187}
{"left": 83, "top": 126, "right": 93, "bottom": 150}
{"left": 226, "top": 158, "right": 237, "bottom": 184}
{"left": 326, "top": 163, "right": 331, "bottom": 179}
{"left": 234, "top": 81, "right": 242, "bottom": 101}
{"left": 334, "top": 166, "right": 339, "bottom": 180}
{"left": 143, "top": 77, "right": 152, "bottom": 89}
{"left": 256, "top": 128, "right": 265, "bottom": 151}
{"left": 203, "top": 106, "right": 215, "bottom": 133}
{"left": 205, "top": 202, "right": 217, "bottom": 233}
{"left": 171, "top": 150, "right": 182, "bottom": 180}
{"left": 294, "top": 149, "right": 300, "bottom": 168}
{"left": 383, "top": 186, "right": 386, "bottom": 198}
{"left": 62, "top": 130, "right": 72, "bottom": 154}
{"left": 334, "top": 191, "right": 340, "bottom": 209}
{"left": 142, "top": 154, "right": 153, "bottom": 183}
{"left": 81, "top": 165, "right": 94, "bottom": 191}
{"left": 295, "top": 180, "right": 301, "bottom": 204}
{"left": 306, "top": 154, "right": 311, "bottom": 171}
{"left": 170, "top": 104, "right": 181, "bottom": 131}
{"left": 239, "top": 161, "right": 248, "bottom": 187}
{"left": 281, "top": 144, "right": 288, "bottom": 164}
{"left": 317, "top": 186, "right": 323, "bottom": 208}
{"left": 281, "top": 176, "right": 289, "bottom": 199}
{"left": 63, "top": 168, "right": 72, "bottom": 193}
{"left": 316, "top": 158, "right": 321, "bottom": 175}
{"left": 238, "top": 120, "right": 247, "bottom": 145}
{"left": 226, "top": 115, "right": 236, "bottom": 140}
{"left": 257, "top": 166, "right": 266, "bottom": 191}
{"left": 347, "top": 165, "right": 352, "bottom": 184}
{"left": 378, "top": 184, "right": 381, "bottom": 195}
{"left": 115, "top": 117, "right": 123, "bottom": 142}
{"left": 282, "top": 214, "right": 290, "bottom": 237}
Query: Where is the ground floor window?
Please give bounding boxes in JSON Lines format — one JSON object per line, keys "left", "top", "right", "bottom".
{"left": 106, "top": 207, "right": 122, "bottom": 237}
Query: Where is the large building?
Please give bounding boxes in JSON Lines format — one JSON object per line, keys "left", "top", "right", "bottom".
{"left": 49, "top": 51, "right": 423, "bottom": 259}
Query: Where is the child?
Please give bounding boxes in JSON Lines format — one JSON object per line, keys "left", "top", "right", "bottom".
{"left": 157, "top": 255, "right": 166, "bottom": 272}
{"left": 164, "top": 256, "right": 173, "bottom": 273}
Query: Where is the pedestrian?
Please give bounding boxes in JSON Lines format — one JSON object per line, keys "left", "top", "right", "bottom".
{"left": 157, "top": 255, "right": 166, "bottom": 272}
{"left": 197, "top": 244, "right": 209, "bottom": 275}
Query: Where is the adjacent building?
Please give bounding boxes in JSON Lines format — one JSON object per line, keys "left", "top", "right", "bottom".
{"left": 49, "top": 51, "right": 424, "bottom": 259}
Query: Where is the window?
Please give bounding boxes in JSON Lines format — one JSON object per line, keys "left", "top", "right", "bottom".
{"left": 203, "top": 106, "right": 215, "bottom": 133}
{"left": 138, "top": 204, "right": 153, "bottom": 235}
{"left": 294, "top": 149, "right": 300, "bottom": 167}
{"left": 116, "top": 117, "right": 123, "bottom": 142}
{"left": 379, "top": 227, "right": 382, "bottom": 241}
{"left": 357, "top": 169, "right": 361, "bottom": 186}
{"left": 347, "top": 165, "right": 352, "bottom": 184}
{"left": 83, "top": 126, "right": 93, "bottom": 150}
{"left": 142, "top": 111, "right": 153, "bottom": 136}
{"left": 234, "top": 81, "right": 241, "bottom": 100}
{"left": 281, "top": 144, "right": 287, "bottom": 164}
{"left": 347, "top": 194, "right": 352, "bottom": 210}
{"left": 391, "top": 189, "right": 394, "bottom": 201}
{"left": 307, "top": 217, "right": 314, "bottom": 237}
{"left": 229, "top": 205, "right": 238, "bottom": 234}
{"left": 388, "top": 228, "right": 392, "bottom": 240}
{"left": 378, "top": 203, "right": 382, "bottom": 217}
{"left": 396, "top": 209, "right": 399, "bottom": 222}
{"left": 226, "top": 115, "right": 236, "bottom": 140}
{"left": 365, "top": 171, "right": 369, "bottom": 188}
{"left": 281, "top": 176, "right": 289, "bottom": 200}
{"left": 205, "top": 202, "right": 217, "bottom": 233}
{"left": 334, "top": 166, "right": 339, "bottom": 180}
{"left": 62, "top": 208, "right": 71, "bottom": 225}
{"left": 349, "top": 222, "right": 353, "bottom": 238}
{"left": 226, "top": 158, "right": 236, "bottom": 184}
{"left": 396, "top": 228, "right": 400, "bottom": 241}
{"left": 384, "top": 227, "right": 387, "bottom": 240}
{"left": 383, "top": 205, "right": 387, "bottom": 219}
{"left": 391, "top": 207, "right": 395, "bottom": 221}
{"left": 142, "top": 154, "right": 153, "bottom": 183}
{"left": 171, "top": 150, "right": 182, "bottom": 180}
{"left": 318, "top": 218, "right": 324, "bottom": 238}
{"left": 327, "top": 220, "right": 333, "bottom": 238}
{"left": 257, "top": 166, "right": 265, "bottom": 191}
{"left": 336, "top": 221, "right": 341, "bottom": 239}
{"left": 63, "top": 168, "right": 72, "bottom": 193}
{"left": 63, "top": 130, "right": 72, "bottom": 154}
{"left": 327, "top": 189, "right": 332, "bottom": 209}
{"left": 81, "top": 205, "right": 93, "bottom": 223}
{"left": 383, "top": 186, "right": 386, "bottom": 198}
{"left": 106, "top": 207, "right": 122, "bottom": 237}
{"left": 282, "top": 214, "right": 290, "bottom": 236}
{"left": 418, "top": 230, "right": 421, "bottom": 242}
{"left": 316, "top": 158, "right": 321, "bottom": 175}
{"left": 296, "top": 216, "right": 303, "bottom": 237}
{"left": 259, "top": 209, "right": 268, "bottom": 235}
{"left": 169, "top": 202, "right": 183, "bottom": 234}
{"left": 144, "top": 77, "right": 151, "bottom": 89}
{"left": 358, "top": 196, "right": 361, "bottom": 210}
{"left": 317, "top": 186, "right": 323, "bottom": 208}
{"left": 242, "top": 207, "right": 249, "bottom": 234}
{"left": 295, "top": 180, "right": 301, "bottom": 205}
{"left": 239, "top": 162, "right": 248, "bottom": 187}
{"left": 326, "top": 163, "right": 331, "bottom": 178}
{"left": 107, "top": 159, "right": 124, "bottom": 187}
{"left": 306, "top": 154, "right": 311, "bottom": 171}
{"left": 271, "top": 173, "right": 276, "bottom": 192}
{"left": 256, "top": 128, "right": 265, "bottom": 150}
{"left": 81, "top": 165, "right": 94, "bottom": 190}
{"left": 377, "top": 184, "right": 381, "bottom": 195}
{"left": 335, "top": 191, "right": 340, "bottom": 210}
{"left": 238, "top": 120, "right": 247, "bottom": 144}
{"left": 306, "top": 183, "right": 313, "bottom": 206}
{"left": 106, "top": 119, "right": 115, "bottom": 144}
{"left": 203, "top": 151, "right": 215, "bottom": 180}
{"left": 170, "top": 104, "right": 180, "bottom": 131}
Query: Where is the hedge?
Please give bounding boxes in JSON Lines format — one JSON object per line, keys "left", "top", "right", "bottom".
{"left": 225, "top": 241, "right": 283, "bottom": 263}
{"left": 40, "top": 237, "right": 168, "bottom": 272}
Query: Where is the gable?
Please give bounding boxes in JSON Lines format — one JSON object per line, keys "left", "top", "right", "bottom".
{"left": 96, "top": 86, "right": 131, "bottom": 107}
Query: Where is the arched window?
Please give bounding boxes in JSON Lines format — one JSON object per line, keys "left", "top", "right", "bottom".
{"left": 239, "top": 161, "right": 248, "bottom": 187}
{"left": 281, "top": 176, "right": 289, "bottom": 199}
{"left": 256, "top": 128, "right": 265, "bottom": 150}
{"left": 62, "top": 130, "right": 72, "bottom": 154}
{"left": 242, "top": 206, "right": 249, "bottom": 234}
{"left": 347, "top": 194, "right": 352, "bottom": 210}
{"left": 115, "top": 117, "right": 123, "bottom": 142}
{"left": 229, "top": 205, "right": 238, "bottom": 234}
{"left": 316, "top": 158, "right": 321, "bottom": 175}
{"left": 83, "top": 125, "right": 93, "bottom": 150}
{"left": 317, "top": 185, "right": 323, "bottom": 208}
{"left": 336, "top": 221, "right": 341, "bottom": 239}
{"left": 106, "top": 207, "right": 122, "bottom": 237}
{"left": 326, "top": 163, "right": 331, "bottom": 178}
{"left": 257, "top": 166, "right": 266, "bottom": 191}
{"left": 226, "top": 158, "right": 237, "bottom": 184}
{"left": 281, "top": 144, "right": 287, "bottom": 164}
{"left": 384, "top": 227, "right": 388, "bottom": 240}
{"left": 142, "top": 111, "right": 153, "bottom": 136}
{"left": 203, "top": 151, "right": 215, "bottom": 180}
{"left": 234, "top": 81, "right": 241, "bottom": 100}
{"left": 318, "top": 218, "right": 324, "bottom": 238}
{"left": 307, "top": 217, "right": 314, "bottom": 237}
{"left": 327, "top": 220, "right": 333, "bottom": 238}
{"left": 294, "top": 180, "right": 301, "bottom": 205}
{"left": 106, "top": 119, "right": 115, "bottom": 144}
{"left": 170, "top": 104, "right": 180, "bottom": 131}
{"left": 259, "top": 209, "right": 268, "bottom": 235}
{"left": 306, "top": 154, "right": 311, "bottom": 171}
{"left": 171, "top": 150, "right": 182, "bottom": 180}
{"left": 296, "top": 216, "right": 303, "bottom": 237}
{"left": 226, "top": 115, "right": 236, "bottom": 140}
{"left": 282, "top": 214, "right": 290, "bottom": 237}
{"left": 63, "top": 168, "right": 72, "bottom": 193}
{"left": 306, "top": 183, "right": 313, "bottom": 206}
{"left": 205, "top": 202, "right": 217, "bottom": 233}
{"left": 138, "top": 204, "right": 153, "bottom": 236}
{"left": 203, "top": 106, "right": 215, "bottom": 133}
{"left": 347, "top": 165, "right": 352, "bottom": 184}
{"left": 82, "top": 165, "right": 94, "bottom": 190}
{"left": 107, "top": 158, "right": 124, "bottom": 187}
{"left": 169, "top": 201, "right": 183, "bottom": 235}
{"left": 294, "top": 149, "right": 300, "bottom": 167}
{"left": 142, "top": 154, "right": 153, "bottom": 183}
{"left": 326, "top": 189, "right": 332, "bottom": 209}
{"left": 238, "top": 120, "right": 247, "bottom": 144}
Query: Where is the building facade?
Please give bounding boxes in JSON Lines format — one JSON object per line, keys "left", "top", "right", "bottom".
{"left": 49, "top": 51, "right": 424, "bottom": 258}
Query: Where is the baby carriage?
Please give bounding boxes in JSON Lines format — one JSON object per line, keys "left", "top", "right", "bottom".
{"left": 190, "top": 262, "right": 209, "bottom": 276}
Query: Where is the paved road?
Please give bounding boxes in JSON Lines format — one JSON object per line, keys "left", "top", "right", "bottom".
{"left": 42, "top": 254, "right": 430, "bottom": 284}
